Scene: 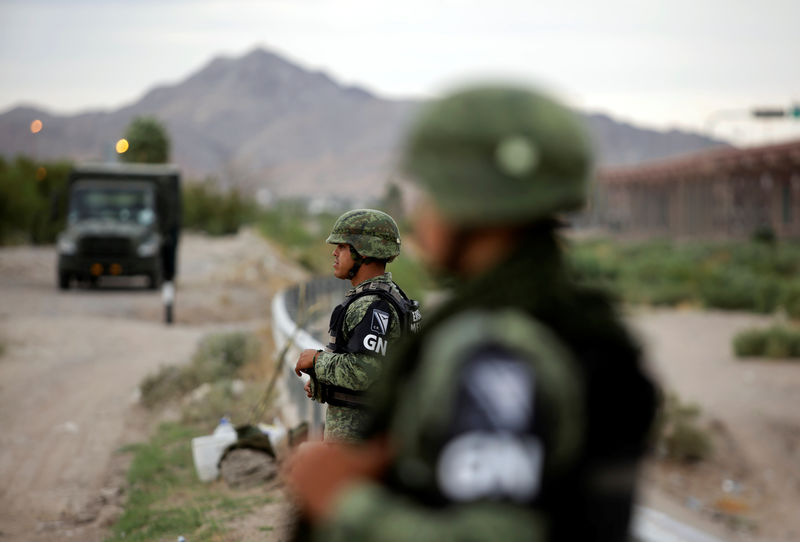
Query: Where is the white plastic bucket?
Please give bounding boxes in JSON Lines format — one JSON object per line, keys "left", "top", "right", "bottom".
{"left": 191, "top": 432, "right": 237, "bottom": 482}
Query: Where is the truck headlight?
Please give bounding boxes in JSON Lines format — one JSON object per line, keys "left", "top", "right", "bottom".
{"left": 137, "top": 236, "right": 160, "bottom": 257}
{"left": 58, "top": 237, "right": 77, "bottom": 255}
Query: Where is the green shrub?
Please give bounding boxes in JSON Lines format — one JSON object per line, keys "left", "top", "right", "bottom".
{"left": 191, "top": 332, "right": 259, "bottom": 380}
{"left": 733, "top": 329, "right": 768, "bottom": 357}
{"left": 140, "top": 365, "right": 198, "bottom": 408}
{"left": 258, "top": 205, "right": 338, "bottom": 273}
{"left": 764, "top": 327, "right": 794, "bottom": 358}
{"left": 258, "top": 202, "right": 325, "bottom": 248}
{"left": 754, "top": 279, "right": 783, "bottom": 313}
{"left": 0, "top": 156, "right": 71, "bottom": 245}
{"left": 733, "top": 325, "right": 800, "bottom": 359}
{"left": 568, "top": 238, "right": 800, "bottom": 316}
{"left": 751, "top": 225, "right": 777, "bottom": 245}
{"left": 182, "top": 181, "right": 258, "bottom": 235}
{"left": 780, "top": 282, "right": 800, "bottom": 319}
{"left": 697, "top": 270, "right": 780, "bottom": 313}
{"left": 654, "top": 394, "right": 713, "bottom": 462}
{"left": 110, "top": 422, "right": 276, "bottom": 542}
{"left": 698, "top": 269, "right": 759, "bottom": 311}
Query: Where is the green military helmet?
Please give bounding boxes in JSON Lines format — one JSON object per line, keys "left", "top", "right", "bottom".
{"left": 402, "top": 84, "right": 593, "bottom": 226}
{"left": 326, "top": 209, "right": 401, "bottom": 261}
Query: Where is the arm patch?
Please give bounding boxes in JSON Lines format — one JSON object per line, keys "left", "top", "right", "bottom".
{"left": 345, "top": 298, "right": 397, "bottom": 356}
{"left": 435, "top": 346, "right": 544, "bottom": 503}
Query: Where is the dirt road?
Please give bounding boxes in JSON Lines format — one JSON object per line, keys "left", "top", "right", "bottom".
{"left": 0, "top": 230, "right": 304, "bottom": 541}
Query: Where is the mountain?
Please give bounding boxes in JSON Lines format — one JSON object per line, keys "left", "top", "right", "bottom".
{"left": 0, "top": 47, "right": 726, "bottom": 198}
{"left": 582, "top": 113, "right": 726, "bottom": 166}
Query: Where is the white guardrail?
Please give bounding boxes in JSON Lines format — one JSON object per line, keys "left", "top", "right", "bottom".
{"left": 271, "top": 277, "right": 347, "bottom": 437}
{"left": 270, "top": 280, "right": 728, "bottom": 542}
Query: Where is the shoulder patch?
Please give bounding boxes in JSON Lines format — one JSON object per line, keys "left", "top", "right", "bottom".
{"left": 371, "top": 308, "right": 391, "bottom": 336}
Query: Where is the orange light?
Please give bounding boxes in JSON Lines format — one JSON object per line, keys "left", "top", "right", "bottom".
{"left": 90, "top": 263, "right": 103, "bottom": 276}
{"left": 115, "top": 138, "right": 129, "bottom": 154}
{"left": 36, "top": 167, "right": 47, "bottom": 181}
{"left": 30, "top": 119, "right": 43, "bottom": 134}
{"left": 109, "top": 263, "right": 123, "bottom": 275}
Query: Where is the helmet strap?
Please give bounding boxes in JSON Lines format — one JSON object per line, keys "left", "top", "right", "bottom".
{"left": 347, "top": 246, "right": 363, "bottom": 279}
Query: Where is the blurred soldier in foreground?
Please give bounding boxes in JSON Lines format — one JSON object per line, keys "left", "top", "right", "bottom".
{"left": 286, "top": 85, "right": 657, "bottom": 540}
{"left": 294, "top": 209, "right": 420, "bottom": 442}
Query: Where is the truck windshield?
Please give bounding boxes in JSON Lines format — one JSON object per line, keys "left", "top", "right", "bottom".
{"left": 68, "top": 180, "right": 156, "bottom": 226}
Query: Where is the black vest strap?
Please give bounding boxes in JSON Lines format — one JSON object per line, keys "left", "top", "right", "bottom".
{"left": 322, "top": 385, "right": 369, "bottom": 409}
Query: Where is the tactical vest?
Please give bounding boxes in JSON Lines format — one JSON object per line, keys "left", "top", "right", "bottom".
{"left": 320, "top": 280, "right": 421, "bottom": 409}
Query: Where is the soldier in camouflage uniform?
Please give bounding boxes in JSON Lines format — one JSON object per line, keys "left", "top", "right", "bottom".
{"left": 286, "top": 85, "right": 657, "bottom": 541}
{"left": 294, "top": 209, "right": 406, "bottom": 442}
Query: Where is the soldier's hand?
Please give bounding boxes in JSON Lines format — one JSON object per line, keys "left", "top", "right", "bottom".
{"left": 283, "top": 437, "right": 392, "bottom": 522}
{"left": 294, "top": 349, "right": 318, "bottom": 377}
{"left": 304, "top": 379, "right": 313, "bottom": 398}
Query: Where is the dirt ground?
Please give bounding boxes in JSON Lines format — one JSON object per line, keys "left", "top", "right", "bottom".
{"left": 0, "top": 229, "right": 305, "bottom": 541}
{"left": 632, "top": 308, "right": 800, "bottom": 542}
{"left": 2, "top": 230, "right": 799, "bottom": 542}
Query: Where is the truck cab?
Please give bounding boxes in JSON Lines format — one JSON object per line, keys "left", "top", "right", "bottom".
{"left": 57, "top": 163, "right": 181, "bottom": 289}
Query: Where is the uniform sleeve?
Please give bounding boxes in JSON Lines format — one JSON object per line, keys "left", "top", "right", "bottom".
{"left": 316, "top": 483, "right": 546, "bottom": 542}
{"left": 314, "top": 295, "right": 401, "bottom": 390}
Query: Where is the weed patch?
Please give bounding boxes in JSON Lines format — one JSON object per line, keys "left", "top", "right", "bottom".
{"left": 733, "top": 325, "right": 800, "bottom": 359}
{"left": 652, "top": 394, "right": 713, "bottom": 463}
{"left": 180, "top": 380, "right": 269, "bottom": 429}
{"left": 140, "top": 331, "right": 259, "bottom": 409}
{"left": 258, "top": 205, "right": 337, "bottom": 274}
{"left": 569, "top": 238, "right": 800, "bottom": 315}
{"left": 108, "top": 422, "right": 279, "bottom": 542}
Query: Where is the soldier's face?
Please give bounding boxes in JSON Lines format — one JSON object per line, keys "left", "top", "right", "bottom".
{"left": 332, "top": 243, "right": 354, "bottom": 279}
{"left": 413, "top": 198, "right": 455, "bottom": 272}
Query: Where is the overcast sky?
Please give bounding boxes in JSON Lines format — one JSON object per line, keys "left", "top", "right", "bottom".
{"left": 2, "top": 0, "right": 799, "bottom": 145}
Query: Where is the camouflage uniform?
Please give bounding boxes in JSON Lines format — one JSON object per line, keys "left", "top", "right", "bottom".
{"left": 306, "top": 86, "right": 657, "bottom": 541}
{"left": 308, "top": 209, "right": 406, "bottom": 442}
{"left": 314, "top": 272, "right": 403, "bottom": 442}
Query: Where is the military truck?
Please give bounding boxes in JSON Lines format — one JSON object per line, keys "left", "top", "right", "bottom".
{"left": 56, "top": 162, "right": 181, "bottom": 290}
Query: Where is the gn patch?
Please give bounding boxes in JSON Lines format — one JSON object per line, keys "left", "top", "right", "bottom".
{"left": 371, "top": 308, "right": 390, "bottom": 336}
{"left": 437, "top": 431, "right": 543, "bottom": 503}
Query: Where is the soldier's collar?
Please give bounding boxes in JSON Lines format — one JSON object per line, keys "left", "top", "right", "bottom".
{"left": 347, "top": 272, "right": 393, "bottom": 295}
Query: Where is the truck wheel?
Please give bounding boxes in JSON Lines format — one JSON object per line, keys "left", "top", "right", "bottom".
{"left": 58, "top": 272, "right": 70, "bottom": 290}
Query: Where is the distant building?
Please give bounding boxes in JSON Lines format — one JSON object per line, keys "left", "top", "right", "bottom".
{"left": 587, "top": 139, "right": 800, "bottom": 239}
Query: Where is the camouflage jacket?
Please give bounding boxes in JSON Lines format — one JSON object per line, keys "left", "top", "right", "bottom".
{"left": 313, "top": 272, "right": 402, "bottom": 442}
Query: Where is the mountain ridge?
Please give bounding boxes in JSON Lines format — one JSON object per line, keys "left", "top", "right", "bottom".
{"left": 0, "top": 46, "right": 727, "bottom": 198}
